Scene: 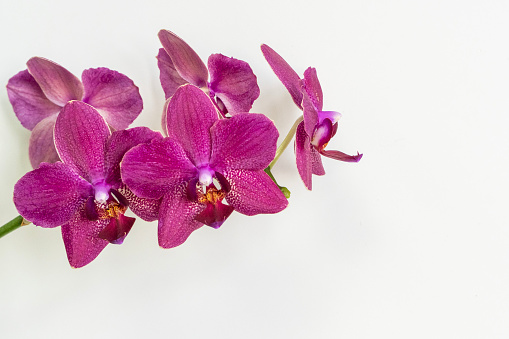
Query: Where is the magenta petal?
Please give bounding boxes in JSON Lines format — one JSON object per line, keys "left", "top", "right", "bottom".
{"left": 104, "top": 127, "right": 163, "bottom": 186}
{"left": 210, "top": 113, "right": 278, "bottom": 172}
{"left": 260, "top": 44, "right": 303, "bottom": 109}
{"left": 61, "top": 215, "right": 109, "bottom": 268}
{"left": 158, "top": 29, "right": 208, "bottom": 88}
{"left": 310, "top": 147, "right": 325, "bottom": 176}
{"left": 224, "top": 169, "right": 288, "bottom": 216}
{"left": 158, "top": 184, "right": 205, "bottom": 249}
{"left": 28, "top": 114, "right": 60, "bottom": 168}
{"left": 208, "top": 54, "right": 260, "bottom": 115}
{"left": 302, "top": 67, "right": 323, "bottom": 111}
{"left": 320, "top": 150, "right": 363, "bottom": 162}
{"left": 26, "top": 57, "right": 83, "bottom": 106}
{"left": 6, "top": 69, "right": 61, "bottom": 130}
{"left": 121, "top": 138, "right": 197, "bottom": 200}
{"left": 295, "top": 121, "right": 313, "bottom": 190}
{"left": 13, "top": 162, "right": 93, "bottom": 228}
{"left": 302, "top": 89, "right": 319, "bottom": 138}
{"left": 195, "top": 201, "right": 234, "bottom": 229}
{"left": 98, "top": 214, "right": 135, "bottom": 244}
{"left": 117, "top": 185, "right": 161, "bottom": 222}
{"left": 81, "top": 68, "right": 143, "bottom": 130}
{"left": 54, "top": 101, "right": 110, "bottom": 183}
{"left": 157, "top": 48, "right": 188, "bottom": 99}
{"left": 166, "top": 84, "right": 218, "bottom": 166}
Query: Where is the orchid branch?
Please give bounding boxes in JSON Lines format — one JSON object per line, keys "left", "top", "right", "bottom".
{"left": 268, "top": 115, "right": 303, "bottom": 170}
{"left": 0, "top": 215, "right": 28, "bottom": 239}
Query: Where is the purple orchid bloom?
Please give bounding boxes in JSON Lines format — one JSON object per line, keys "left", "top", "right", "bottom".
{"left": 121, "top": 84, "right": 288, "bottom": 248}
{"left": 157, "top": 29, "right": 260, "bottom": 120}
{"left": 6, "top": 57, "right": 143, "bottom": 168}
{"left": 261, "top": 44, "right": 363, "bottom": 190}
{"left": 13, "top": 101, "right": 162, "bottom": 268}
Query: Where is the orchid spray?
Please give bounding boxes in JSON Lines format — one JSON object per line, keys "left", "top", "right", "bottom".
{"left": 1, "top": 29, "right": 362, "bottom": 267}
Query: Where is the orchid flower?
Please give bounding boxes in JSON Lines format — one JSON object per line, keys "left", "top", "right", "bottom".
{"left": 6, "top": 57, "right": 143, "bottom": 168}
{"left": 261, "top": 44, "right": 362, "bottom": 190}
{"left": 13, "top": 101, "right": 161, "bottom": 268}
{"left": 157, "top": 29, "right": 260, "bottom": 121}
{"left": 121, "top": 84, "right": 288, "bottom": 248}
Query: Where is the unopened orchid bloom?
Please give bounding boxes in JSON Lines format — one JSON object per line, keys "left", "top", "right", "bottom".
{"left": 13, "top": 101, "right": 161, "bottom": 268}
{"left": 157, "top": 29, "right": 260, "bottom": 120}
{"left": 6, "top": 57, "right": 143, "bottom": 168}
{"left": 261, "top": 44, "right": 362, "bottom": 190}
{"left": 121, "top": 84, "right": 288, "bottom": 248}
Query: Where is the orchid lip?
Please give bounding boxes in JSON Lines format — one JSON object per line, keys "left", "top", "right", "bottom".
{"left": 311, "top": 118, "right": 333, "bottom": 149}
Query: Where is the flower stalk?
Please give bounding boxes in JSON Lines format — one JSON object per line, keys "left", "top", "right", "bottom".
{"left": 268, "top": 115, "right": 303, "bottom": 170}
{"left": 0, "top": 215, "right": 28, "bottom": 239}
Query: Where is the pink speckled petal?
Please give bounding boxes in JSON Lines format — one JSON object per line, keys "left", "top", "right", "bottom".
{"left": 120, "top": 138, "right": 197, "bottom": 200}
{"left": 82, "top": 67, "right": 143, "bottom": 130}
{"left": 13, "top": 162, "right": 93, "bottom": 228}
{"left": 28, "top": 114, "right": 60, "bottom": 168}
{"left": 224, "top": 169, "right": 288, "bottom": 216}
{"left": 157, "top": 48, "right": 188, "bottom": 99}
{"left": 117, "top": 185, "right": 161, "bottom": 222}
{"left": 310, "top": 147, "right": 325, "bottom": 175}
{"left": 54, "top": 101, "right": 110, "bottom": 183}
{"left": 165, "top": 84, "right": 218, "bottom": 166}
{"left": 158, "top": 29, "right": 208, "bottom": 88}
{"left": 210, "top": 113, "right": 278, "bottom": 172}
{"left": 302, "top": 88, "right": 319, "bottom": 137}
{"left": 61, "top": 212, "right": 109, "bottom": 268}
{"left": 208, "top": 54, "right": 260, "bottom": 115}
{"left": 158, "top": 183, "right": 205, "bottom": 249}
{"left": 295, "top": 121, "right": 313, "bottom": 190}
{"left": 261, "top": 44, "right": 302, "bottom": 109}
{"left": 302, "top": 67, "right": 323, "bottom": 111}
{"left": 104, "top": 127, "right": 163, "bottom": 187}
{"left": 6, "top": 69, "right": 61, "bottom": 130}
{"left": 320, "top": 150, "right": 363, "bottom": 162}
{"left": 26, "top": 57, "right": 83, "bottom": 106}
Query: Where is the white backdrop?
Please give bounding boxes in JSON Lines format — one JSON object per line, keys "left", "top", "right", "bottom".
{"left": 1, "top": 1, "right": 508, "bottom": 338}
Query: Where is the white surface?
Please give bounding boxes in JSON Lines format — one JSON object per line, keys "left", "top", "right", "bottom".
{"left": 1, "top": 1, "right": 508, "bottom": 338}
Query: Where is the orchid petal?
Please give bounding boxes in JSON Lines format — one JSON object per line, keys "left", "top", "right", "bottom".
{"left": 210, "top": 113, "right": 278, "bottom": 172}
{"left": 97, "top": 214, "right": 135, "bottom": 245}
{"left": 195, "top": 200, "right": 234, "bottom": 229}
{"left": 302, "top": 67, "right": 323, "bottom": 111}
{"left": 302, "top": 88, "right": 319, "bottom": 137}
{"left": 81, "top": 68, "right": 143, "bottom": 130}
{"left": 260, "top": 44, "right": 302, "bottom": 109}
{"left": 158, "top": 29, "right": 208, "bottom": 88}
{"left": 165, "top": 84, "right": 217, "bottom": 166}
{"left": 6, "top": 70, "right": 61, "bottom": 130}
{"left": 61, "top": 213, "right": 109, "bottom": 268}
{"left": 161, "top": 97, "right": 170, "bottom": 136}
{"left": 208, "top": 54, "right": 260, "bottom": 115}
{"left": 13, "top": 162, "right": 93, "bottom": 228}
{"left": 295, "top": 121, "right": 313, "bottom": 190}
{"left": 26, "top": 57, "right": 83, "bottom": 106}
{"left": 318, "top": 110, "right": 342, "bottom": 124}
{"left": 28, "top": 114, "right": 60, "bottom": 168}
{"left": 54, "top": 101, "right": 110, "bottom": 183}
{"left": 158, "top": 183, "right": 205, "bottom": 249}
{"left": 121, "top": 138, "right": 197, "bottom": 200}
{"left": 310, "top": 147, "right": 326, "bottom": 175}
{"left": 224, "top": 169, "right": 288, "bottom": 216}
{"left": 320, "top": 150, "right": 363, "bottom": 162}
{"left": 156, "top": 48, "right": 188, "bottom": 99}
{"left": 104, "top": 127, "right": 163, "bottom": 187}
{"left": 117, "top": 185, "right": 161, "bottom": 222}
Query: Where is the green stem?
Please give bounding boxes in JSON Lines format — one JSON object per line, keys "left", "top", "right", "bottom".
{"left": 0, "top": 215, "right": 26, "bottom": 239}
{"left": 269, "top": 115, "right": 303, "bottom": 170}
